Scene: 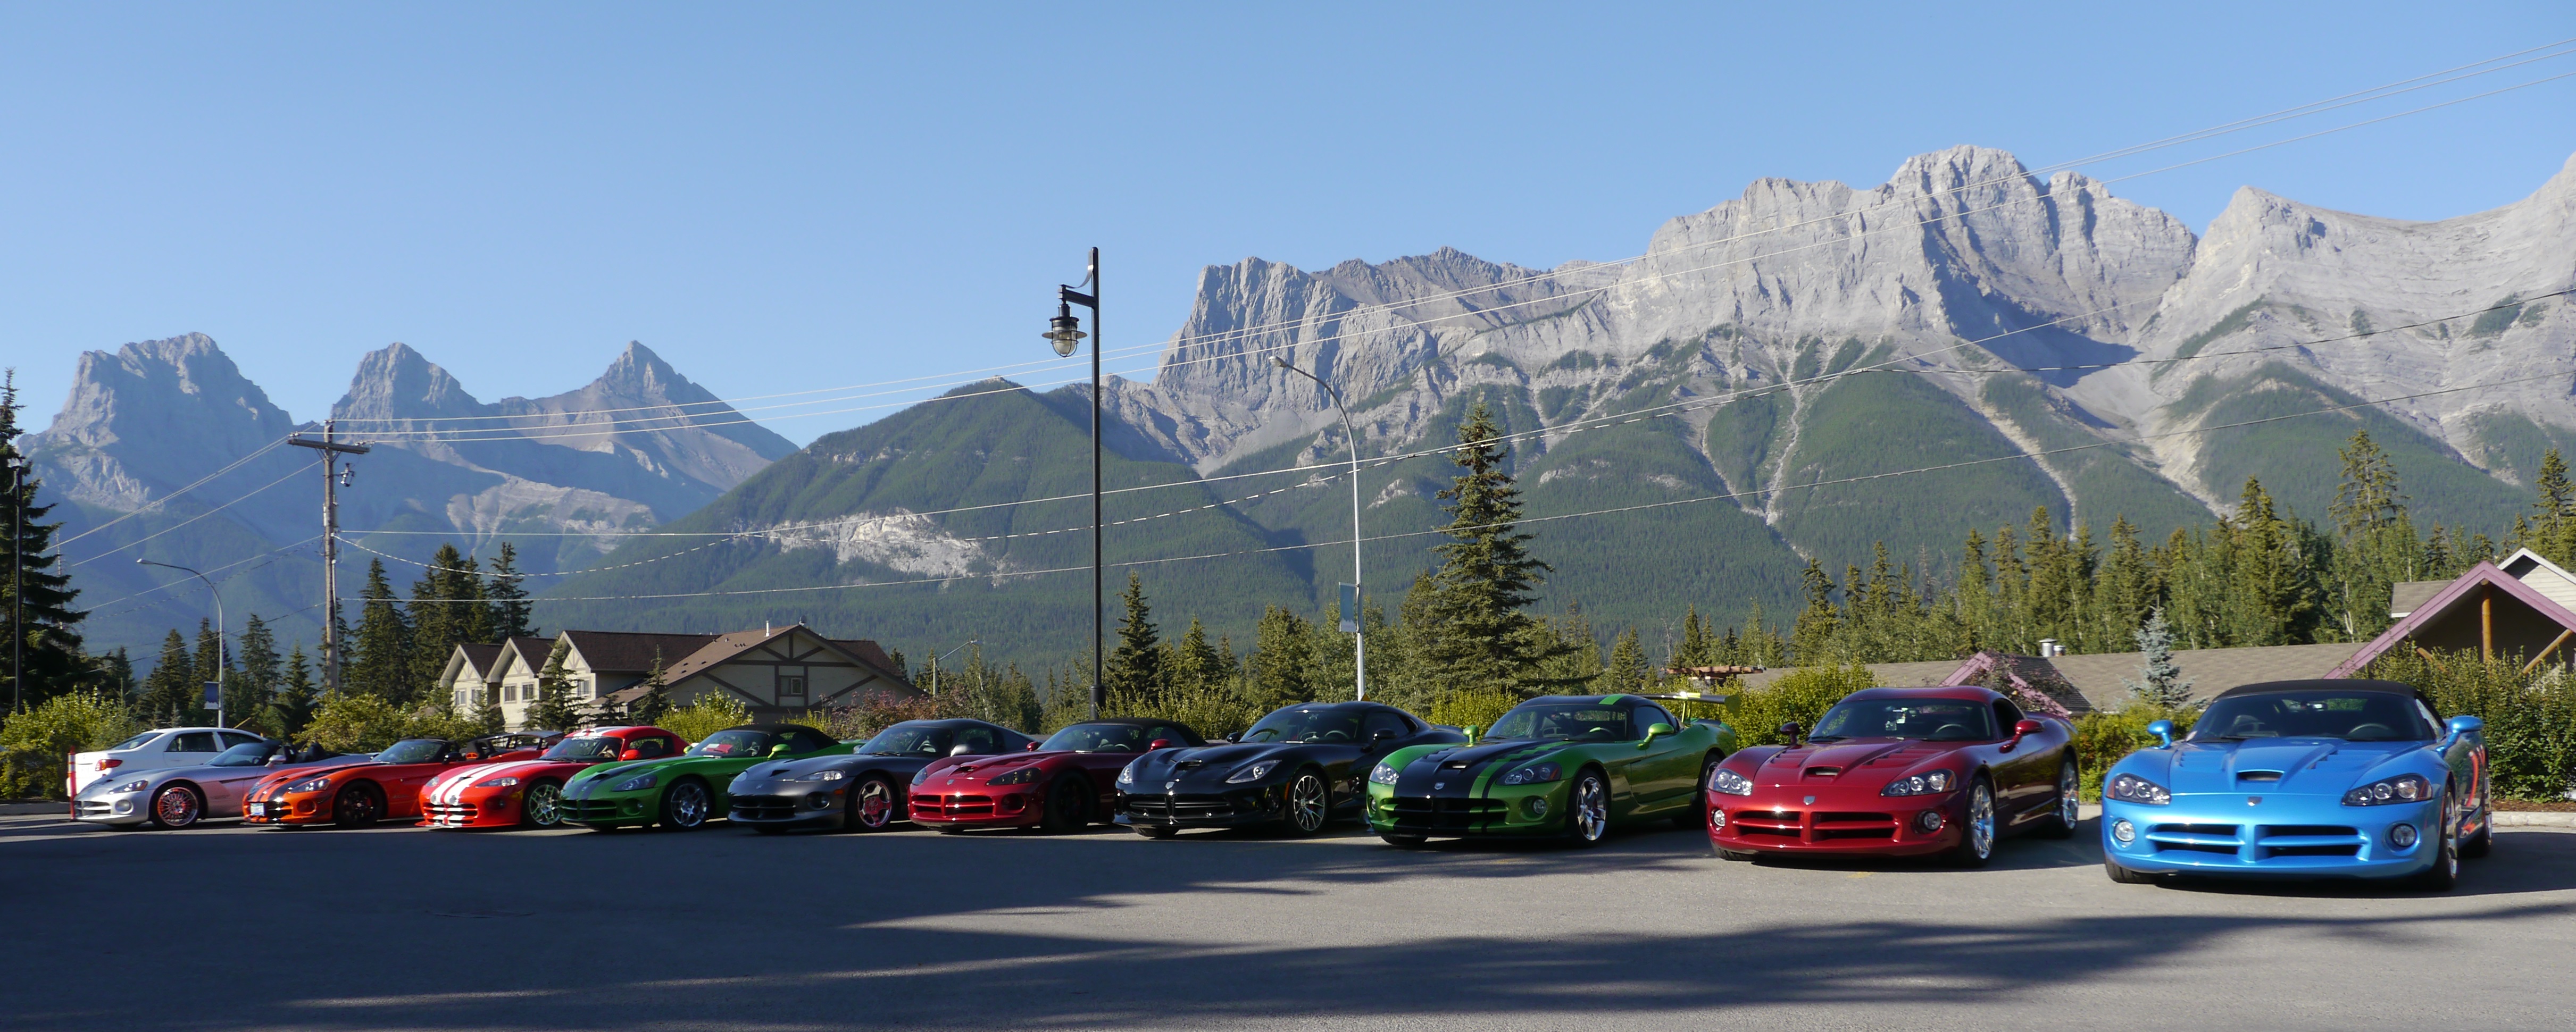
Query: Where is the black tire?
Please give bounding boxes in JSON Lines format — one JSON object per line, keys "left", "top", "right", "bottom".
{"left": 146, "top": 783, "right": 204, "bottom": 829}
{"left": 2461, "top": 778, "right": 2493, "bottom": 860}
{"left": 933, "top": 824, "right": 967, "bottom": 835}
{"left": 657, "top": 780, "right": 713, "bottom": 830}
{"left": 845, "top": 775, "right": 899, "bottom": 833}
{"left": 2104, "top": 856, "right": 2157, "bottom": 884}
{"left": 2408, "top": 785, "right": 2462, "bottom": 892}
{"left": 1038, "top": 775, "right": 1088, "bottom": 833}
{"left": 1942, "top": 776, "right": 1997, "bottom": 867}
{"left": 1282, "top": 769, "right": 1331, "bottom": 837}
{"left": 519, "top": 781, "right": 565, "bottom": 828}
{"left": 2036, "top": 757, "right": 2080, "bottom": 840}
{"left": 1717, "top": 848, "right": 1760, "bottom": 862}
{"left": 331, "top": 782, "right": 386, "bottom": 829}
{"left": 1377, "top": 832, "right": 1427, "bottom": 848}
{"left": 1132, "top": 825, "right": 1178, "bottom": 839}
{"left": 1563, "top": 768, "right": 1610, "bottom": 848}
{"left": 1675, "top": 755, "right": 1720, "bottom": 829}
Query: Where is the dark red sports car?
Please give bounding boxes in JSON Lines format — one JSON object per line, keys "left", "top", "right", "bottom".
{"left": 910, "top": 719, "right": 1204, "bottom": 833}
{"left": 1704, "top": 685, "right": 2078, "bottom": 866}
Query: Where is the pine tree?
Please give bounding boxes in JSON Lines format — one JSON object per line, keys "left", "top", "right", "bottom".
{"left": 191, "top": 618, "right": 231, "bottom": 715}
{"left": 407, "top": 544, "right": 485, "bottom": 705}
{"left": 526, "top": 639, "right": 582, "bottom": 731}
{"left": 2120, "top": 608, "right": 2197, "bottom": 710}
{"left": 138, "top": 630, "right": 202, "bottom": 726}
{"left": 2223, "top": 477, "right": 2315, "bottom": 646}
{"left": 1166, "top": 616, "right": 1226, "bottom": 698}
{"left": 1788, "top": 559, "right": 1840, "bottom": 662}
{"left": 628, "top": 656, "right": 673, "bottom": 727}
{"left": 230, "top": 615, "right": 281, "bottom": 732}
{"left": 1102, "top": 573, "right": 1163, "bottom": 702}
{"left": 2529, "top": 448, "right": 2575, "bottom": 567}
{"left": 1674, "top": 605, "right": 1713, "bottom": 669}
{"left": 485, "top": 541, "right": 535, "bottom": 640}
{"left": 1419, "top": 400, "right": 1565, "bottom": 697}
{"left": 2331, "top": 430, "right": 2406, "bottom": 539}
{"left": 1246, "top": 605, "right": 1313, "bottom": 713}
{"left": 94, "top": 647, "right": 135, "bottom": 699}
{"left": 346, "top": 559, "right": 414, "bottom": 701}
{"left": 268, "top": 644, "right": 318, "bottom": 736}
{"left": 1600, "top": 627, "right": 1650, "bottom": 693}
{"left": 1, "top": 371, "right": 87, "bottom": 709}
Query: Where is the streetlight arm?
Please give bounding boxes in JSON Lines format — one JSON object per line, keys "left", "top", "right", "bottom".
{"left": 137, "top": 559, "right": 226, "bottom": 722}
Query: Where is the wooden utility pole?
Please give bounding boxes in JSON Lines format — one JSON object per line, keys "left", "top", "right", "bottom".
{"left": 289, "top": 420, "right": 369, "bottom": 697}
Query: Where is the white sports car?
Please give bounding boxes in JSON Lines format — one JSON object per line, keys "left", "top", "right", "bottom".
{"left": 76, "top": 740, "right": 371, "bottom": 829}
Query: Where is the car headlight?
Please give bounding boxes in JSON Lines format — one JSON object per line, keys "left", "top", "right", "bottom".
{"left": 612, "top": 773, "right": 659, "bottom": 792}
{"left": 2342, "top": 774, "right": 2431, "bottom": 807}
{"left": 988, "top": 767, "right": 1041, "bottom": 786}
{"left": 474, "top": 776, "right": 521, "bottom": 788}
{"left": 1710, "top": 768, "right": 1754, "bottom": 796}
{"left": 2107, "top": 773, "right": 2171, "bottom": 806}
{"left": 913, "top": 766, "right": 938, "bottom": 785}
{"left": 1117, "top": 764, "right": 1137, "bottom": 785}
{"left": 282, "top": 776, "right": 337, "bottom": 794}
{"left": 1369, "top": 762, "right": 1400, "bottom": 786}
{"left": 1498, "top": 762, "right": 1560, "bottom": 786}
{"left": 788, "top": 769, "right": 846, "bottom": 783}
{"left": 108, "top": 778, "right": 151, "bottom": 793}
{"left": 1226, "top": 760, "right": 1280, "bottom": 784}
{"left": 1881, "top": 770, "right": 1955, "bottom": 796}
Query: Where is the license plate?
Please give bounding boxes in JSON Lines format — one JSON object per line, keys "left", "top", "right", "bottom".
{"left": 246, "top": 803, "right": 266, "bottom": 817}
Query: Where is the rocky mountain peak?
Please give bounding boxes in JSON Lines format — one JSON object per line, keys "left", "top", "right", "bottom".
{"left": 23, "top": 333, "right": 298, "bottom": 510}
{"left": 335, "top": 342, "right": 486, "bottom": 422}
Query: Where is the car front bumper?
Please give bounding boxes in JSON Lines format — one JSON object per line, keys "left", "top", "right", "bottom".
{"left": 559, "top": 792, "right": 658, "bottom": 827}
{"left": 1706, "top": 786, "right": 1965, "bottom": 857}
{"left": 1366, "top": 779, "right": 1570, "bottom": 837}
{"left": 73, "top": 794, "right": 151, "bottom": 825}
{"left": 1114, "top": 783, "right": 1291, "bottom": 828}
{"left": 728, "top": 789, "right": 851, "bottom": 827}
{"left": 908, "top": 787, "right": 1044, "bottom": 828}
{"left": 421, "top": 788, "right": 520, "bottom": 828}
{"left": 2100, "top": 794, "right": 2440, "bottom": 879}
{"left": 243, "top": 792, "right": 334, "bottom": 825}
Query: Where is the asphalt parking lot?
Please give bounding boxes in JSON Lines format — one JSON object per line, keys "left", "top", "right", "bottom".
{"left": 3, "top": 811, "right": 2571, "bottom": 1031}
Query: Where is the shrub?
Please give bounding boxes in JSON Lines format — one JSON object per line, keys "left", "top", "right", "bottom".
{"left": 295, "top": 695, "right": 487, "bottom": 754}
{"left": 2072, "top": 708, "right": 2198, "bottom": 801}
{"left": 655, "top": 695, "right": 753, "bottom": 745}
{"left": 808, "top": 693, "right": 945, "bottom": 742}
{"left": 2365, "top": 649, "right": 2576, "bottom": 801}
{"left": 0, "top": 691, "right": 143, "bottom": 800}
{"left": 1728, "top": 664, "right": 1876, "bottom": 748}
{"left": 1428, "top": 690, "right": 1521, "bottom": 736}
{"left": 1105, "top": 679, "right": 1263, "bottom": 741}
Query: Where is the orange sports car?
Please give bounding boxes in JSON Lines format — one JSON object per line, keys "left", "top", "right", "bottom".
{"left": 244, "top": 733, "right": 554, "bottom": 828}
{"left": 419, "top": 726, "right": 686, "bottom": 829}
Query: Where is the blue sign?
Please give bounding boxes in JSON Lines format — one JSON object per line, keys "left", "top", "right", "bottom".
{"left": 203, "top": 682, "right": 222, "bottom": 708}
{"left": 1338, "top": 583, "right": 1361, "bottom": 634}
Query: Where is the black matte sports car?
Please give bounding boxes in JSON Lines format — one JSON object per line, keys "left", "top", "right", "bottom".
{"left": 726, "top": 718, "right": 1036, "bottom": 833}
{"left": 1114, "top": 701, "right": 1466, "bottom": 837}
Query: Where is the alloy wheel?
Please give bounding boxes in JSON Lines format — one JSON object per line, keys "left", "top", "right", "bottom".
{"left": 522, "top": 783, "right": 563, "bottom": 827}
{"left": 153, "top": 786, "right": 200, "bottom": 828}
{"left": 2438, "top": 789, "right": 2461, "bottom": 881}
{"left": 854, "top": 778, "right": 895, "bottom": 830}
{"left": 666, "top": 783, "right": 709, "bottom": 829}
{"left": 1288, "top": 772, "right": 1328, "bottom": 834}
{"left": 1572, "top": 773, "right": 1608, "bottom": 844}
{"left": 1968, "top": 782, "right": 1996, "bottom": 860}
{"left": 2058, "top": 764, "right": 2080, "bottom": 827}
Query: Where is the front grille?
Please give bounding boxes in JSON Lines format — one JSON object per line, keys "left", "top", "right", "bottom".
{"left": 2254, "top": 824, "right": 2362, "bottom": 859}
{"left": 1126, "top": 795, "right": 1239, "bottom": 820}
{"left": 1723, "top": 809, "right": 1896, "bottom": 842}
{"left": 1813, "top": 811, "right": 1896, "bottom": 840}
{"left": 912, "top": 793, "right": 994, "bottom": 817}
{"left": 730, "top": 796, "right": 798, "bottom": 821}
{"left": 77, "top": 801, "right": 113, "bottom": 817}
{"left": 1387, "top": 796, "right": 1505, "bottom": 831}
{"left": 562, "top": 799, "right": 629, "bottom": 823}
{"left": 423, "top": 802, "right": 480, "bottom": 825}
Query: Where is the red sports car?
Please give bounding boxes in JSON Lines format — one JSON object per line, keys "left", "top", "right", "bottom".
{"left": 244, "top": 733, "right": 555, "bottom": 828}
{"left": 419, "top": 726, "right": 686, "bottom": 829}
{"left": 910, "top": 719, "right": 1204, "bottom": 833}
{"left": 1705, "top": 686, "right": 2079, "bottom": 866}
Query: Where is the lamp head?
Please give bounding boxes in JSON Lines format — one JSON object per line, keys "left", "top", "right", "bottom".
{"left": 1271, "top": 356, "right": 1290, "bottom": 370}
{"left": 1044, "top": 301, "right": 1086, "bottom": 358}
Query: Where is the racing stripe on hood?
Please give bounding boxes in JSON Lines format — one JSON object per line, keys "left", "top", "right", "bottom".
{"left": 1394, "top": 741, "right": 1559, "bottom": 797}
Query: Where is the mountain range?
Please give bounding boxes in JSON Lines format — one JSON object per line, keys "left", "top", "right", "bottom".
{"left": 24, "top": 145, "right": 2576, "bottom": 670}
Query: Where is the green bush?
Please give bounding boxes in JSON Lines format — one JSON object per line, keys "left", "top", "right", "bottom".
{"left": 1429, "top": 690, "right": 1522, "bottom": 737}
{"left": 2072, "top": 708, "right": 2198, "bottom": 801}
{"left": 1727, "top": 664, "right": 1877, "bottom": 748}
{"left": 2365, "top": 649, "right": 2576, "bottom": 801}
{"left": 1105, "top": 679, "right": 1263, "bottom": 741}
{"left": 295, "top": 695, "right": 487, "bottom": 754}
{"left": 655, "top": 695, "right": 754, "bottom": 745}
{"left": 0, "top": 692, "right": 144, "bottom": 800}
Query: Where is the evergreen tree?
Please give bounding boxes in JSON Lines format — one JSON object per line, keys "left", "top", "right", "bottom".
{"left": 347, "top": 559, "right": 414, "bottom": 702}
{"left": 2120, "top": 608, "right": 2197, "bottom": 709}
{"left": 191, "top": 618, "right": 231, "bottom": 703}
{"left": 485, "top": 541, "right": 535, "bottom": 640}
{"left": 1166, "top": 616, "right": 1226, "bottom": 698}
{"left": 267, "top": 644, "right": 318, "bottom": 736}
{"left": 1674, "top": 605, "right": 1713, "bottom": 669}
{"left": 1534, "top": 603, "right": 1602, "bottom": 686}
{"left": 1, "top": 371, "right": 87, "bottom": 709}
{"left": 1102, "top": 573, "right": 1163, "bottom": 702}
{"left": 2222, "top": 477, "right": 2315, "bottom": 646}
{"left": 138, "top": 630, "right": 203, "bottom": 725}
{"left": 1419, "top": 401, "right": 1571, "bottom": 700}
{"left": 1600, "top": 626, "right": 1650, "bottom": 692}
{"left": 628, "top": 656, "right": 672, "bottom": 727}
{"left": 407, "top": 544, "right": 486, "bottom": 705}
{"left": 1788, "top": 559, "right": 1840, "bottom": 662}
{"left": 94, "top": 647, "right": 135, "bottom": 699}
{"left": 230, "top": 615, "right": 281, "bottom": 732}
{"left": 526, "top": 639, "right": 583, "bottom": 731}
{"left": 2527, "top": 448, "right": 2575, "bottom": 567}
{"left": 1246, "top": 605, "right": 1313, "bottom": 712}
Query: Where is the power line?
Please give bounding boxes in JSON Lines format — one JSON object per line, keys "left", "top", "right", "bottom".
{"left": 66, "top": 458, "right": 320, "bottom": 568}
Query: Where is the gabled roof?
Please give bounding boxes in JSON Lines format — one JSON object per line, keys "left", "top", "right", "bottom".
{"left": 453, "top": 642, "right": 504, "bottom": 680}
{"left": 499, "top": 636, "right": 557, "bottom": 676}
{"left": 1941, "top": 651, "right": 2086, "bottom": 717}
{"left": 557, "top": 630, "right": 721, "bottom": 675}
{"left": 603, "top": 624, "right": 918, "bottom": 705}
{"left": 2497, "top": 547, "right": 2576, "bottom": 614}
{"left": 2327, "top": 560, "right": 2576, "bottom": 677}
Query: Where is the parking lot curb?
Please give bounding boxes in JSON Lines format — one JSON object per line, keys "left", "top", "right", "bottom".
{"left": 2495, "top": 811, "right": 2576, "bottom": 828}
{"left": 0, "top": 802, "right": 68, "bottom": 816}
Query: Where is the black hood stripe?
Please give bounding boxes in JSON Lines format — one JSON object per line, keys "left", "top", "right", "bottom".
{"left": 1395, "top": 741, "right": 1556, "bottom": 796}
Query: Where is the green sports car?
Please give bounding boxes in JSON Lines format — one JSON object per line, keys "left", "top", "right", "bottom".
{"left": 560, "top": 723, "right": 851, "bottom": 830}
{"left": 1366, "top": 693, "right": 1737, "bottom": 847}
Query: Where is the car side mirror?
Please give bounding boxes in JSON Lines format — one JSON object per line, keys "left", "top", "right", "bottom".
{"left": 1638, "top": 722, "right": 1674, "bottom": 749}
{"left": 620, "top": 749, "right": 644, "bottom": 761}
{"left": 770, "top": 744, "right": 793, "bottom": 756}
{"left": 2147, "top": 720, "right": 2175, "bottom": 748}
{"left": 1148, "top": 739, "right": 1174, "bottom": 751}
{"left": 1370, "top": 729, "right": 1398, "bottom": 743}
{"left": 1025, "top": 741, "right": 1040, "bottom": 751}
{"left": 950, "top": 744, "right": 976, "bottom": 757}
{"left": 2013, "top": 719, "right": 2044, "bottom": 738}
{"left": 2446, "top": 715, "right": 2483, "bottom": 739}
{"left": 1778, "top": 721, "right": 1804, "bottom": 746}
{"left": 1463, "top": 725, "right": 1482, "bottom": 744}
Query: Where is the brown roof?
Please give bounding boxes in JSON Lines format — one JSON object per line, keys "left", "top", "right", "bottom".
{"left": 502, "top": 636, "right": 557, "bottom": 675}
{"left": 2390, "top": 580, "right": 2447, "bottom": 618}
{"left": 455, "top": 642, "right": 504, "bottom": 679}
{"left": 1736, "top": 641, "right": 2367, "bottom": 712}
{"left": 829, "top": 639, "right": 898, "bottom": 672}
{"left": 559, "top": 630, "right": 722, "bottom": 675}
{"left": 602, "top": 625, "right": 920, "bottom": 706}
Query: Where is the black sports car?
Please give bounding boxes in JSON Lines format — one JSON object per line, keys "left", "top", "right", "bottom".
{"left": 726, "top": 718, "right": 1036, "bottom": 833}
{"left": 1115, "top": 701, "right": 1466, "bottom": 837}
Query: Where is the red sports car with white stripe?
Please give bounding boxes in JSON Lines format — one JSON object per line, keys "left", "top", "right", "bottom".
{"left": 420, "top": 726, "right": 686, "bottom": 829}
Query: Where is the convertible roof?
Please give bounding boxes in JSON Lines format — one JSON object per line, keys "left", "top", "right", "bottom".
{"left": 2212, "top": 678, "right": 2422, "bottom": 700}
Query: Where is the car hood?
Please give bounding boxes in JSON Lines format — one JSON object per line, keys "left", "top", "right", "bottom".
{"left": 431, "top": 758, "right": 586, "bottom": 790}
{"left": 1406, "top": 739, "right": 1573, "bottom": 775}
{"left": 922, "top": 751, "right": 1076, "bottom": 784}
{"left": 1752, "top": 740, "right": 1966, "bottom": 788}
{"left": 2144, "top": 738, "right": 2418, "bottom": 795}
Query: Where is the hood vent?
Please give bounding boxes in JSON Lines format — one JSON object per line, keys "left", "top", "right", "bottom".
{"left": 1175, "top": 760, "right": 1204, "bottom": 770}
{"left": 1442, "top": 760, "right": 1470, "bottom": 769}
{"left": 2238, "top": 770, "right": 2283, "bottom": 783}
{"left": 1803, "top": 766, "right": 1842, "bottom": 778}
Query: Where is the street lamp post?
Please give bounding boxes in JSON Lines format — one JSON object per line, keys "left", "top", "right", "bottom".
{"left": 6, "top": 454, "right": 23, "bottom": 713}
{"left": 925, "top": 639, "right": 981, "bottom": 696}
{"left": 1270, "top": 357, "right": 1368, "bottom": 700}
{"left": 137, "top": 559, "right": 224, "bottom": 727}
{"left": 1043, "top": 248, "right": 1105, "bottom": 718}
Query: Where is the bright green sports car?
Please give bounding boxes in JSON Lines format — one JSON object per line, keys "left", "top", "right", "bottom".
{"left": 560, "top": 723, "right": 851, "bottom": 830}
{"left": 1366, "top": 694, "right": 1737, "bottom": 847}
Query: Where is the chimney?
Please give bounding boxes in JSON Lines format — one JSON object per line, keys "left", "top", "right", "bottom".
{"left": 2038, "top": 639, "right": 2058, "bottom": 658}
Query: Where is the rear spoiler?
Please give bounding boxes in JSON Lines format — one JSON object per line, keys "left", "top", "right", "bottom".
{"left": 1638, "top": 691, "right": 1733, "bottom": 704}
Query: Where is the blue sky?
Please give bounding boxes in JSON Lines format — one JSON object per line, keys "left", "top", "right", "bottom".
{"left": 4, "top": 3, "right": 2571, "bottom": 444}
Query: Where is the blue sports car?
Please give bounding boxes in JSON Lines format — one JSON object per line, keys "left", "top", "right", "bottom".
{"left": 2099, "top": 679, "right": 2491, "bottom": 891}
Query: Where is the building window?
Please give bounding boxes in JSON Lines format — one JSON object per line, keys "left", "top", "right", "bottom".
{"left": 779, "top": 675, "right": 807, "bottom": 704}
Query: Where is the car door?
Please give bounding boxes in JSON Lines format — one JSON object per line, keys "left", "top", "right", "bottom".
{"left": 204, "top": 745, "right": 283, "bottom": 813}
{"left": 1352, "top": 710, "right": 1418, "bottom": 799}
{"left": 1628, "top": 703, "right": 1700, "bottom": 814}
{"left": 1988, "top": 700, "right": 2049, "bottom": 820}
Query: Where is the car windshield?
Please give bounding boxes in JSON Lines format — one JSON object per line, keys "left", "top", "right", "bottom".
{"left": 1241, "top": 709, "right": 1363, "bottom": 744}
{"left": 861, "top": 724, "right": 956, "bottom": 756}
{"left": 2191, "top": 691, "right": 2434, "bottom": 742}
{"left": 1485, "top": 704, "right": 1635, "bottom": 742}
{"left": 107, "top": 732, "right": 161, "bottom": 752}
{"left": 1808, "top": 700, "right": 1997, "bottom": 742}
{"left": 689, "top": 730, "right": 777, "bottom": 757}
{"left": 543, "top": 737, "right": 624, "bottom": 761}
{"left": 208, "top": 743, "right": 278, "bottom": 767}
{"left": 1040, "top": 724, "right": 1153, "bottom": 753}
{"left": 377, "top": 740, "right": 449, "bottom": 764}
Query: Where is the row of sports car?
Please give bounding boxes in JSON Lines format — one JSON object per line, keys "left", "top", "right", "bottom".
{"left": 68, "top": 679, "right": 2495, "bottom": 888}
